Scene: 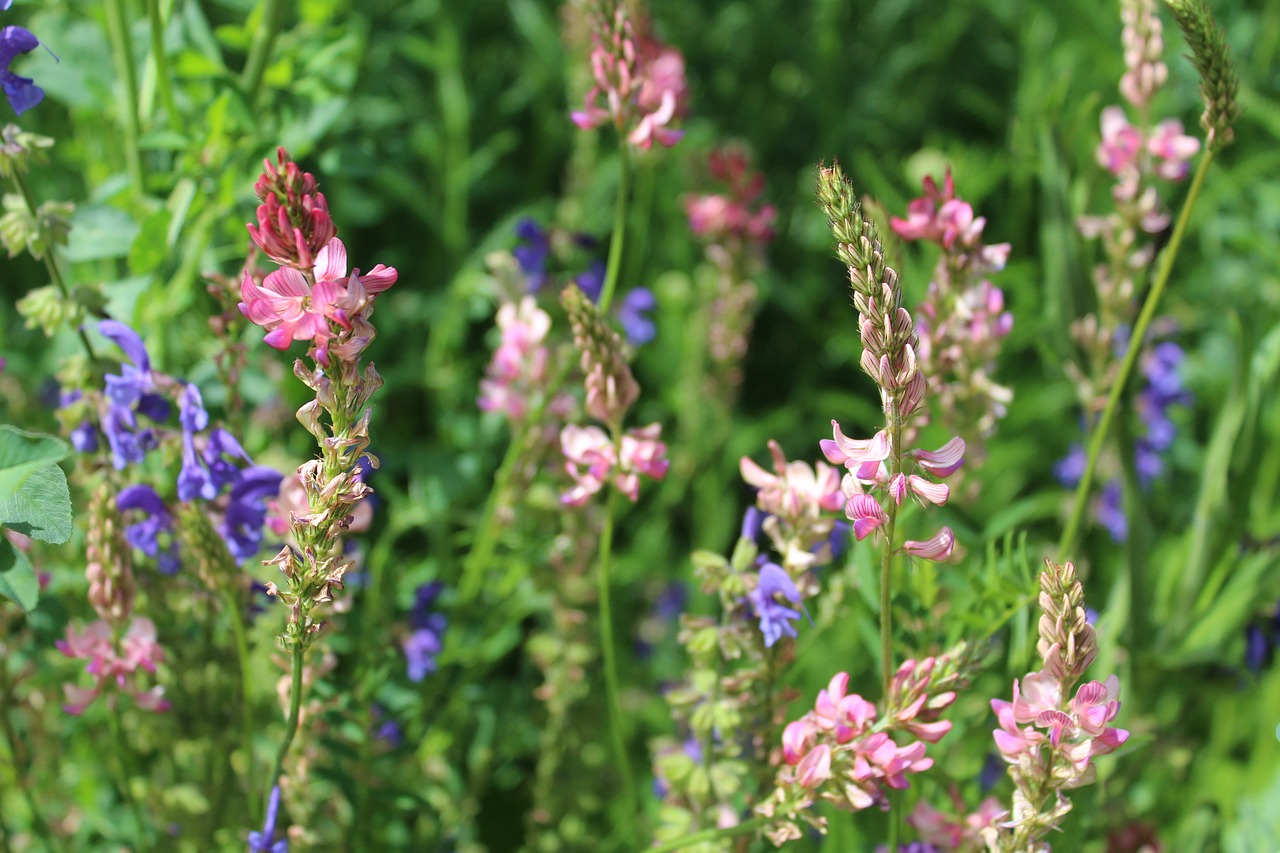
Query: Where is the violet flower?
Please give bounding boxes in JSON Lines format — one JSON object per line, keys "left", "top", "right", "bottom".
{"left": 514, "top": 218, "right": 551, "bottom": 292}
{"left": 98, "top": 320, "right": 168, "bottom": 469}
{"left": 222, "top": 466, "right": 285, "bottom": 564}
{"left": 617, "top": 287, "right": 657, "bottom": 345}
{"left": 749, "top": 562, "right": 803, "bottom": 648}
{"left": 402, "top": 581, "right": 447, "bottom": 682}
{"left": 0, "top": 26, "right": 44, "bottom": 116}
{"left": 247, "top": 785, "right": 288, "bottom": 853}
{"left": 117, "top": 484, "right": 180, "bottom": 575}
{"left": 575, "top": 261, "right": 605, "bottom": 302}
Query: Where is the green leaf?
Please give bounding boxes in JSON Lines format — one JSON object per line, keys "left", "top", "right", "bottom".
{"left": 0, "top": 539, "right": 38, "bottom": 613}
{"left": 0, "top": 425, "right": 70, "bottom": 501}
{"left": 129, "top": 209, "right": 173, "bottom": 274}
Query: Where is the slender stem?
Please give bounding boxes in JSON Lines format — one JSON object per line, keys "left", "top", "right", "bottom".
{"left": 221, "top": 588, "right": 258, "bottom": 820}
{"left": 103, "top": 0, "right": 145, "bottom": 200}
{"left": 266, "top": 644, "right": 306, "bottom": 808}
{"left": 10, "top": 172, "right": 96, "bottom": 359}
{"left": 648, "top": 815, "right": 771, "bottom": 853}
{"left": 598, "top": 142, "right": 631, "bottom": 313}
{"left": 0, "top": 658, "right": 61, "bottom": 852}
{"left": 1058, "top": 149, "right": 1215, "bottom": 557}
{"left": 106, "top": 703, "right": 152, "bottom": 844}
{"left": 596, "top": 484, "right": 638, "bottom": 833}
{"left": 146, "top": 0, "right": 181, "bottom": 132}
{"left": 240, "top": 0, "right": 286, "bottom": 107}
{"left": 457, "top": 421, "right": 526, "bottom": 606}
{"left": 880, "top": 404, "right": 906, "bottom": 696}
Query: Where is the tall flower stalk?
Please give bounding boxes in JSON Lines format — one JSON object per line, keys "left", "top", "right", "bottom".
{"left": 238, "top": 148, "right": 397, "bottom": 809}
{"left": 815, "top": 163, "right": 965, "bottom": 694}
{"left": 1059, "top": 0, "right": 1239, "bottom": 556}
{"left": 558, "top": 282, "right": 669, "bottom": 834}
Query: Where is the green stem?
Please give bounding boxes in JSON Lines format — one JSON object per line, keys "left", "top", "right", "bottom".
{"left": 1058, "top": 149, "right": 1215, "bottom": 557}
{"left": 107, "top": 703, "right": 152, "bottom": 844}
{"left": 266, "top": 644, "right": 306, "bottom": 808}
{"left": 0, "top": 657, "right": 61, "bottom": 852}
{"left": 103, "top": 0, "right": 145, "bottom": 200}
{"left": 648, "top": 815, "right": 771, "bottom": 853}
{"left": 222, "top": 589, "right": 258, "bottom": 820}
{"left": 596, "top": 485, "right": 638, "bottom": 834}
{"left": 146, "top": 0, "right": 181, "bottom": 132}
{"left": 457, "top": 420, "right": 526, "bottom": 606}
{"left": 880, "top": 404, "right": 905, "bottom": 696}
{"left": 240, "top": 0, "right": 286, "bottom": 107}
{"left": 598, "top": 142, "right": 631, "bottom": 313}
{"left": 10, "top": 172, "right": 96, "bottom": 359}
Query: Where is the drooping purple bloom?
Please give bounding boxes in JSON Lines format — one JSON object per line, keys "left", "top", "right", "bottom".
{"left": 617, "top": 287, "right": 657, "bottom": 344}
{"left": 221, "top": 466, "right": 284, "bottom": 563}
{"left": 748, "top": 562, "right": 803, "bottom": 647}
{"left": 514, "top": 219, "right": 551, "bottom": 292}
{"left": 1244, "top": 625, "right": 1271, "bottom": 673}
{"left": 0, "top": 26, "right": 44, "bottom": 115}
{"left": 98, "top": 320, "right": 167, "bottom": 469}
{"left": 247, "top": 786, "right": 288, "bottom": 853}
{"left": 203, "top": 428, "right": 253, "bottom": 491}
{"left": 740, "top": 506, "right": 764, "bottom": 543}
{"left": 117, "top": 483, "right": 181, "bottom": 574}
{"left": 1053, "top": 443, "right": 1086, "bottom": 489}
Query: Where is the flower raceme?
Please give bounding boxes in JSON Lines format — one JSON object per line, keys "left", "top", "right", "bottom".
{"left": 570, "top": 3, "right": 686, "bottom": 150}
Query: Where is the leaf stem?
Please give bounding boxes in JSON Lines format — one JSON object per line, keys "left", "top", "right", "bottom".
{"left": 240, "top": 0, "right": 286, "bottom": 107}
{"left": 146, "top": 0, "right": 181, "bottom": 132}
{"left": 266, "top": 644, "right": 306, "bottom": 809}
{"left": 1058, "top": 149, "right": 1215, "bottom": 557}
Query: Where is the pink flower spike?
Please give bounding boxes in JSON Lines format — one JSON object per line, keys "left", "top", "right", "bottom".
{"left": 910, "top": 436, "right": 966, "bottom": 478}
{"left": 902, "top": 527, "right": 955, "bottom": 562}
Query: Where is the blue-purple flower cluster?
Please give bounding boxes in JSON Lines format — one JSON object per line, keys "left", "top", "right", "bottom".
{"left": 78, "top": 320, "right": 283, "bottom": 573}
{"left": 1055, "top": 336, "right": 1191, "bottom": 542}
{"left": 515, "top": 218, "right": 657, "bottom": 345}
{"left": 1, "top": 10, "right": 47, "bottom": 116}
{"left": 402, "top": 581, "right": 447, "bottom": 682}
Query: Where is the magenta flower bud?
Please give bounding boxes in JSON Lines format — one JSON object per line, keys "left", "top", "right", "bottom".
{"left": 901, "top": 527, "right": 955, "bottom": 562}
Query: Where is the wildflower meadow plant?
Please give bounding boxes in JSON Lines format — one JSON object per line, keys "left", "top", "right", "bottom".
{"left": 0, "top": 0, "right": 1265, "bottom": 851}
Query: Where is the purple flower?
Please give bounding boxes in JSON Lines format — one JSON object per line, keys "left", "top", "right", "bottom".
{"left": 575, "top": 261, "right": 605, "bottom": 302}
{"left": 740, "top": 506, "right": 764, "bottom": 543}
{"left": 203, "top": 428, "right": 252, "bottom": 491}
{"left": 98, "top": 320, "right": 167, "bottom": 469}
{"left": 117, "top": 483, "right": 181, "bottom": 574}
{"left": 1053, "top": 443, "right": 1086, "bottom": 489}
{"left": 247, "top": 786, "right": 288, "bottom": 853}
{"left": 514, "top": 219, "right": 551, "bottom": 292}
{"left": 617, "top": 287, "right": 657, "bottom": 344}
{"left": 748, "top": 562, "right": 803, "bottom": 647}
{"left": 0, "top": 26, "right": 44, "bottom": 115}
{"left": 222, "top": 466, "right": 284, "bottom": 564}
{"left": 1096, "top": 480, "right": 1127, "bottom": 542}
{"left": 403, "top": 582, "right": 447, "bottom": 682}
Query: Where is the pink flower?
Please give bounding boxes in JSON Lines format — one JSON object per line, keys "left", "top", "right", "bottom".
{"left": 845, "top": 493, "right": 888, "bottom": 541}
{"left": 891, "top": 170, "right": 991, "bottom": 250}
{"left": 478, "top": 296, "right": 552, "bottom": 421}
{"left": 740, "top": 440, "right": 844, "bottom": 521}
{"left": 795, "top": 743, "right": 832, "bottom": 788}
{"left": 617, "top": 422, "right": 670, "bottom": 499}
{"left": 910, "top": 436, "right": 966, "bottom": 478}
{"left": 820, "top": 422, "right": 889, "bottom": 480}
{"left": 1146, "top": 119, "right": 1200, "bottom": 180}
{"left": 1011, "top": 671, "right": 1062, "bottom": 724}
{"left": 782, "top": 718, "right": 816, "bottom": 765}
{"left": 813, "top": 671, "right": 851, "bottom": 730}
{"left": 902, "top": 527, "right": 955, "bottom": 562}
{"left": 888, "top": 473, "right": 949, "bottom": 507}
{"left": 1097, "top": 106, "right": 1145, "bottom": 176}
{"left": 561, "top": 424, "right": 616, "bottom": 507}
{"left": 57, "top": 617, "right": 168, "bottom": 715}
{"left": 239, "top": 237, "right": 397, "bottom": 351}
